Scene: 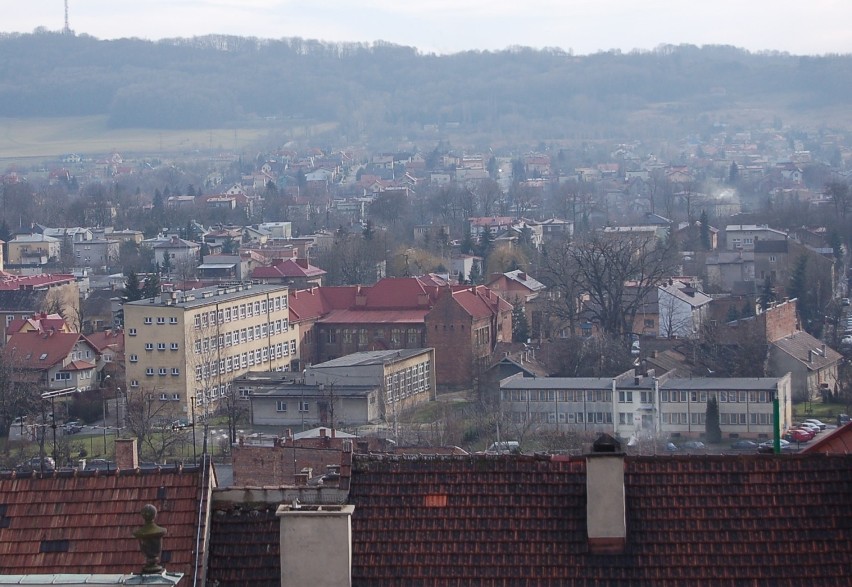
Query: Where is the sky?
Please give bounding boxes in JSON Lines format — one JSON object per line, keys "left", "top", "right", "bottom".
{"left": 3, "top": 0, "right": 851, "bottom": 56}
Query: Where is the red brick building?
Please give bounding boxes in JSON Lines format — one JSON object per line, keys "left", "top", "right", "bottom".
{"left": 288, "top": 277, "right": 512, "bottom": 389}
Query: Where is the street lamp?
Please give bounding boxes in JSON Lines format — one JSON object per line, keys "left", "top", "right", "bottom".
{"left": 41, "top": 387, "right": 79, "bottom": 468}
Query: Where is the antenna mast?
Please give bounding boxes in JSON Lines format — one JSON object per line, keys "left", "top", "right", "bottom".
{"left": 63, "top": 0, "right": 71, "bottom": 35}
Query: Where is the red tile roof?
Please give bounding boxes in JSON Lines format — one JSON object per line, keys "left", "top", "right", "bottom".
{"left": 3, "top": 331, "right": 99, "bottom": 369}
{"left": 0, "top": 273, "right": 76, "bottom": 291}
{"left": 450, "top": 285, "right": 512, "bottom": 319}
{"left": 803, "top": 421, "right": 852, "bottom": 453}
{"left": 0, "top": 465, "right": 213, "bottom": 581}
{"left": 347, "top": 453, "right": 852, "bottom": 586}
{"left": 318, "top": 308, "right": 428, "bottom": 325}
{"left": 251, "top": 258, "right": 326, "bottom": 279}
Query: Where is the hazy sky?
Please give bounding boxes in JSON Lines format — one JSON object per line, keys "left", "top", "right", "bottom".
{"left": 4, "top": 0, "right": 851, "bottom": 55}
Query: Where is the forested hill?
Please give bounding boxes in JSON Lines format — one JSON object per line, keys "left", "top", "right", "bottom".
{"left": 2, "top": 32, "right": 852, "bottom": 138}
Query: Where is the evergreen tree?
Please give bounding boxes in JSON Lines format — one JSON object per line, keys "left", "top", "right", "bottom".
{"left": 726, "top": 305, "right": 740, "bottom": 323}
{"left": 757, "top": 276, "right": 776, "bottom": 312}
{"left": 161, "top": 255, "right": 172, "bottom": 275}
{"left": 728, "top": 161, "right": 739, "bottom": 184}
{"left": 512, "top": 302, "right": 530, "bottom": 343}
{"left": 705, "top": 397, "right": 722, "bottom": 443}
{"left": 142, "top": 272, "right": 161, "bottom": 299}
{"left": 461, "top": 226, "right": 475, "bottom": 255}
{"left": 467, "top": 261, "right": 482, "bottom": 285}
{"left": 362, "top": 220, "right": 375, "bottom": 241}
{"left": 788, "top": 254, "right": 813, "bottom": 331}
{"left": 123, "top": 270, "right": 143, "bottom": 302}
{"left": 699, "top": 210, "right": 711, "bottom": 251}
{"left": 478, "top": 226, "right": 494, "bottom": 258}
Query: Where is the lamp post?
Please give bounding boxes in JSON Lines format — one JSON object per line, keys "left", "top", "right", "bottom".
{"left": 115, "top": 387, "right": 123, "bottom": 438}
{"left": 41, "top": 387, "right": 79, "bottom": 468}
{"left": 101, "top": 375, "right": 112, "bottom": 455}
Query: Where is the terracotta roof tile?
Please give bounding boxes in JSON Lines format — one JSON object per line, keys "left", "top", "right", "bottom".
{"left": 0, "top": 465, "right": 212, "bottom": 581}
{"left": 347, "top": 453, "right": 852, "bottom": 586}
{"left": 207, "top": 503, "right": 281, "bottom": 586}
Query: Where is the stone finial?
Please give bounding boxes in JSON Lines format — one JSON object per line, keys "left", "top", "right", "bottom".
{"left": 132, "top": 504, "right": 168, "bottom": 574}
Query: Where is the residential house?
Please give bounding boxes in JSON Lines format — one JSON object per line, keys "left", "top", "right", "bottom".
{"left": 5, "top": 312, "right": 71, "bottom": 342}
{"left": 71, "top": 238, "right": 119, "bottom": 269}
{"left": 149, "top": 235, "right": 201, "bottom": 267}
{"left": 485, "top": 269, "right": 546, "bottom": 339}
{"left": 769, "top": 332, "right": 841, "bottom": 402}
{"left": 673, "top": 219, "right": 719, "bottom": 251}
{"left": 0, "top": 274, "right": 80, "bottom": 343}
{"left": 251, "top": 258, "right": 327, "bottom": 289}
{"left": 704, "top": 250, "right": 755, "bottom": 292}
{"left": 656, "top": 280, "right": 712, "bottom": 339}
{"left": 724, "top": 224, "right": 788, "bottom": 251}
{"left": 6, "top": 234, "right": 60, "bottom": 267}
{"left": 4, "top": 330, "right": 101, "bottom": 391}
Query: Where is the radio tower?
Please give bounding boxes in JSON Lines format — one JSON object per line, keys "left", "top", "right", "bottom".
{"left": 63, "top": 0, "right": 71, "bottom": 35}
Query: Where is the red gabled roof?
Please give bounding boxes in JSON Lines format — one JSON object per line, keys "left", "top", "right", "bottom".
{"left": 802, "top": 421, "right": 852, "bottom": 453}
{"left": 3, "top": 331, "right": 99, "bottom": 369}
{"left": 0, "top": 273, "right": 76, "bottom": 291}
{"left": 6, "top": 313, "right": 69, "bottom": 336}
{"left": 252, "top": 258, "right": 326, "bottom": 279}
{"left": 0, "top": 465, "right": 212, "bottom": 581}
{"left": 360, "top": 278, "right": 438, "bottom": 310}
{"left": 449, "top": 285, "right": 512, "bottom": 319}
{"left": 85, "top": 329, "right": 125, "bottom": 354}
{"left": 289, "top": 287, "right": 335, "bottom": 323}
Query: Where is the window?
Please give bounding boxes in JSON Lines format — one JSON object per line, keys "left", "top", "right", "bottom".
{"left": 130, "top": 380, "right": 139, "bottom": 388}
{"left": 156, "top": 317, "right": 166, "bottom": 325}
{"left": 159, "top": 368, "right": 167, "bottom": 376}
{"left": 299, "top": 401, "right": 310, "bottom": 412}
{"left": 169, "top": 316, "right": 178, "bottom": 324}
{"left": 157, "top": 343, "right": 166, "bottom": 351}
{"left": 640, "top": 391, "right": 652, "bottom": 404}
{"left": 144, "top": 317, "right": 153, "bottom": 324}
{"left": 146, "top": 368, "right": 154, "bottom": 376}
{"left": 145, "top": 343, "right": 154, "bottom": 351}
{"left": 129, "top": 328, "right": 137, "bottom": 336}
{"left": 129, "top": 354, "right": 138, "bottom": 362}
{"left": 644, "top": 319, "right": 654, "bottom": 328}
{"left": 618, "top": 391, "right": 633, "bottom": 403}
{"left": 55, "top": 372, "right": 71, "bottom": 381}
{"left": 290, "top": 341, "right": 296, "bottom": 353}
{"left": 195, "top": 315, "right": 201, "bottom": 328}
{"left": 160, "top": 393, "right": 168, "bottom": 401}
{"left": 171, "top": 343, "right": 179, "bottom": 351}
{"left": 276, "top": 401, "right": 288, "bottom": 412}
{"left": 172, "top": 368, "right": 180, "bottom": 376}
{"left": 172, "top": 393, "right": 180, "bottom": 401}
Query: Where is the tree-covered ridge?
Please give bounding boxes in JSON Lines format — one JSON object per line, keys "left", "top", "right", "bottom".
{"left": 1, "top": 32, "right": 851, "bottom": 133}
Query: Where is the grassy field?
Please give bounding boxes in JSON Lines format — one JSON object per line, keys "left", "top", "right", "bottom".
{"left": 0, "top": 116, "right": 338, "bottom": 161}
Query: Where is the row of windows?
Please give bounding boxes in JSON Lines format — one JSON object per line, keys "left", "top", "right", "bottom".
{"left": 661, "top": 412, "right": 774, "bottom": 426}
{"left": 194, "top": 342, "right": 296, "bottom": 380}
{"left": 385, "top": 362, "right": 432, "bottom": 403}
{"left": 510, "top": 411, "right": 613, "bottom": 425}
{"left": 193, "top": 320, "right": 289, "bottom": 353}
{"left": 662, "top": 390, "right": 773, "bottom": 404}
{"left": 55, "top": 370, "right": 93, "bottom": 381}
{"left": 326, "top": 327, "right": 418, "bottom": 345}
{"left": 503, "top": 389, "right": 612, "bottom": 403}
{"left": 618, "top": 391, "right": 654, "bottom": 404}
{"left": 143, "top": 316, "right": 179, "bottom": 325}
{"left": 276, "top": 400, "right": 310, "bottom": 413}
{"left": 192, "top": 295, "right": 288, "bottom": 329}
{"left": 146, "top": 367, "right": 181, "bottom": 376}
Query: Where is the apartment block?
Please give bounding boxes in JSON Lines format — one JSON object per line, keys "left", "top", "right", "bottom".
{"left": 124, "top": 283, "right": 297, "bottom": 420}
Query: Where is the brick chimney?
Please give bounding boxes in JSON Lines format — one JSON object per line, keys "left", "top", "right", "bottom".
{"left": 586, "top": 434, "right": 626, "bottom": 554}
{"left": 115, "top": 437, "right": 139, "bottom": 470}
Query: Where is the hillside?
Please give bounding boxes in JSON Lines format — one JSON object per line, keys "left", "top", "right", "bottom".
{"left": 2, "top": 32, "right": 852, "bottom": 143}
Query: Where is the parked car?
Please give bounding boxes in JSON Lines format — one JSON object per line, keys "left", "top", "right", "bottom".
{"left": 841, "top": 335, "right": 852, "bottom": 346}
{"left": 665, "top": 442, "right": 679, "bottom": 452}
{"left": 84, "top": 459, "right": 115, "bottom": 471}
{"left": 18, "top": 456, "right": 56, "bottom": 472}
{"left": 797, "top": 422, "right": 821, "bottom": 434}
{"left": 730, "top": 440, "right": 758, "bottom": 450}
{"left": 63, "top": 420, "right": 83, "bottom": 434}
{"left": 758, "top": 439, "right": 793, "bottom": 453}
{"left": 171, "top": 418, "right": 194, "bottom": 430}
{"left": 784, "top": 429, "right": 812, "bottom": 443}
{"left": 682, "top": 441, "right": 706, "bottom": 449}
{"left": 843, "top": 297, "right": 850, "bottom": 306}
{"left": 804, "top": 418, "right": 827, "bottom": 430}
{"left": 838, "top": 413, "right": 850, "bottom": 426}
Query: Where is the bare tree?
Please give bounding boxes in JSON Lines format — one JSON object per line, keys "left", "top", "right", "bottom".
{"left": 123, "top": 387, "right": 191, "bottom": 462}
{"left": 541, "top": 233, "right": 678, "bottom": 339}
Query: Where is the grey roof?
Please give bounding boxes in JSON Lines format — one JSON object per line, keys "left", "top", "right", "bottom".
{"left": 754, "top": 240, "right": 788, "bottom": 253}
{"left": 251, "top": 383, "right": 377, "bottom": 398}
{"left": 312, "top": 348, "right": 432, "bottom": 368}
{"left": 771, "top": 332, "right": 841, "bottom": 370}
{"left": 504, "top": 269, "right": 545, "bottom": 292}
{"left": 660, "top": 377, "right": 784, "bottom": 391}
{"left": 124, "top": 283, "right": 288, "bottom": 309}
{"left": 501, "top": 377, "right": 615, "bottom": 390}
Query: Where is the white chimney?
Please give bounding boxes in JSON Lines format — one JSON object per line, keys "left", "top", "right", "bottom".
{"left": 586, "top": 434, "right": 626, "bottom": 554}
{"left": 277, "top": 504, "right": 354, "bottom": 587}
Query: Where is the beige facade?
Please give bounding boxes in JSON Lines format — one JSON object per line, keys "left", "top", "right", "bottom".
{"left": 124, "top": 283, "right": 298, "bottom": 420}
